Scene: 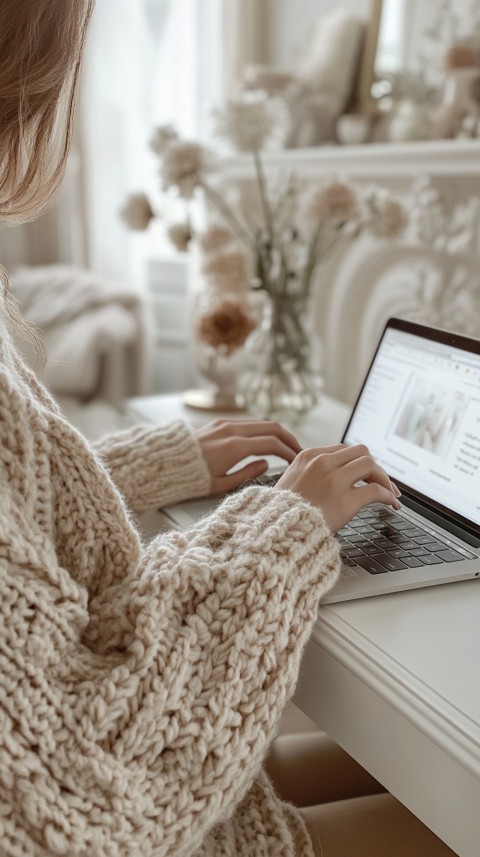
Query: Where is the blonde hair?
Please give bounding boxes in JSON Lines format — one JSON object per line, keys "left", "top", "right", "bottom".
{"left": 0, "top": 0, "right": 94, "bottom": 354}
{"left": 0, "top": 0, "right": 94, "bottom": 224}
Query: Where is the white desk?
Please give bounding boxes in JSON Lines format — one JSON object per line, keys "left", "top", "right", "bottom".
{"left": 128, "top": 393, "right": 480, "bottom": 857}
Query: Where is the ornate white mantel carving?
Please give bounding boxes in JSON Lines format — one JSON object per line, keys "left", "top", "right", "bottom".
{"left": 219, "top": 140, "right": 480, "bottom": 404}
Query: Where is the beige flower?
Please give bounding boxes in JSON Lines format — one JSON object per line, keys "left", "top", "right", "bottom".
{"left": 214, "top": 92, "right": 287, "bottom": 153}
{"left": 364, "top": 191, "right": 408, "bottom": 239}
{"left": 161, "top": 140, "right": 210, "bottom": 199}
{"left": 197, "top": 298, "right": 256, "bottom": 354}
{"left": 445, "top": 43, "right": 479, "bottom": 70}
{"left": 201, "top": 248, "right": 250, "bottom": 296}
{"left": 150, "top": 124, "right": 178, "bottom": 155}
{"left": 167, "top": 222, "right": 192, "bottom": 253}
{"left": 199, "top": 223, "right": 234, "bottom": 255}
{"left": 305, "top": 180, "right": 359, "bottom": 224}
{"left": 119, "top": 193, "right": 154, "bottom": 231}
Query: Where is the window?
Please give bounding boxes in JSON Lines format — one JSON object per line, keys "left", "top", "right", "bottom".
{"left": 81, "top": 0, "right": 223, "bottom": 279}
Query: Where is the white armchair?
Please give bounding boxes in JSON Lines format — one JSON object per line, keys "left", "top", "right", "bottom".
{"left": 9, "top": 264, "right": 153, "bottom": 410}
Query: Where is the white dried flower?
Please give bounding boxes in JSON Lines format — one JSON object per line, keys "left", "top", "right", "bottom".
{"left": 161, "top": 140, "right": 211, "bottom": 199}
{"left": 119, "top": 193, "right": 154, "bottom": 231}
{"left": 199, "top": 223, "right": 234, "bottom": 256}
{"left": 201, "top": 248, "right": 250, "bottom": 296}
{"left": 408, "top": 178, "right": 445, "bottom": 247}
{"left": 150, "top": 124, "right": 178, "bottom": 155}
{"left": 167, "top": 222, "right": 192, "bottom": 253}
{"left": 304, "top": 180, "right": 359, "bottom": 224}
{"left": 362, "top": 189, "right": 408, "bottom": 239}
{"left": 214, "top": 92, "right": 287, "bottom": 153}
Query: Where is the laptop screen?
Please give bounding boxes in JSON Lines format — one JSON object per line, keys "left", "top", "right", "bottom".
{"left": 343, "top": 323, "right": 480, "bottom": 528}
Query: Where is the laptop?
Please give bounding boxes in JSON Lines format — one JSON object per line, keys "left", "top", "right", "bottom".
{"left": 163, "top": 318, "right": 480, "bottom": 603}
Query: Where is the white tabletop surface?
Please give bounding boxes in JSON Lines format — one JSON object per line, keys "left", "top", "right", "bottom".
{"left": 333, "top": 582, "right": 480, "bottom": 723}
{"left": 128, "top": 391, "right": 351, "bottom": 448}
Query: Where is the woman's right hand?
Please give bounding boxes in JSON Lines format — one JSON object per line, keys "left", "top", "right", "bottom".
{"left": 275, "top": 444, "right": 401, "bottom": 533}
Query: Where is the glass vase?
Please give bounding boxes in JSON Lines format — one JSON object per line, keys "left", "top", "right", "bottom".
{"left": 182, "top": 288, "right": 253, "bottom": 412}
{"left": 240, "top": 292, "right": 322, "bottom": 420}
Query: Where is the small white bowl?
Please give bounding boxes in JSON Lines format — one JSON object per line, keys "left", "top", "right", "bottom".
{"left": 337, "top": 114, "right": 372, "bottom": 145}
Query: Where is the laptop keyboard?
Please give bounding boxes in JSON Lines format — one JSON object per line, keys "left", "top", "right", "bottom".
{"left": 241, "top": 474, "right": 476, "bottom": 574}
{"left": 337, "top": 505, "right": 475, "bottom": 574}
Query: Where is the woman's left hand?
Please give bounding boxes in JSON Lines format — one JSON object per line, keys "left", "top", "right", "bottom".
{"left": 196, "top": 419, "right": 302, "bottom": 496}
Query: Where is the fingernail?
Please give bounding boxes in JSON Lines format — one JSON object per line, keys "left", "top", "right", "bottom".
{"left": 394, "top": 499, "right": 402, "bottom": 510}
{"left": 391, "top": 481, "right": 402, "bottom": 498}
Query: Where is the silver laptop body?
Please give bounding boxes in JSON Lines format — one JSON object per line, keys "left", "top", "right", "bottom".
{"left": 164, "top": 319, "right": 480, "bottom": 603}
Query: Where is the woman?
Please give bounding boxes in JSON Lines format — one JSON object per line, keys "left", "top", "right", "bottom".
{"left": 0, "top": 2, "right": 457, "bottom": 855}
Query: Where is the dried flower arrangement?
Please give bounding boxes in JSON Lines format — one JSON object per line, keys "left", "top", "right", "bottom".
{"left": 411, "top": 1, "right": 480, "bottom": 99}
{"left": 121, "top": 93, "right": 407, "bottom": 415}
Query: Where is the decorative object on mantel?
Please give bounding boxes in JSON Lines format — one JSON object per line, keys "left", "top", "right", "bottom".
{"left": 396, "top": 1, "right": 480, "bottom": 142}
{"left": 336, "top": 113, "right": 373, "bottom": 146}
{"left": 388, "top": 99, "right": 433, "bottom": 143}
{"left": 433, "top": 47, "right": 480, "bottom": 140}
{"left": 358, "top": 0, "right": 480, "bottom": 143}
{"left": 121, "top": 96, "right": 407, "bottom": 419}
{"left": 416, "top": 1, "right": 480, "bottom": 93}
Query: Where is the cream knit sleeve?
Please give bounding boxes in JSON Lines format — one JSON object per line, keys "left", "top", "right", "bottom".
{"left": 93, "top": 421, "right": 211, "bottom": 511}
{"left": 5, "top": 485, "right": 340, "bottom": 856}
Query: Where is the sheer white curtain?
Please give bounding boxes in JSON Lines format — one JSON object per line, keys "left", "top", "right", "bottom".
{"left": 80, "top": 0, "right": 223, "bottom": 282}
{"left": 0, "top": 143, "right": 86, "bottom": 271}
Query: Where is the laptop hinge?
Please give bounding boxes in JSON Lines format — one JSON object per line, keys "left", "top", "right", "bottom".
{"left": 400, "top": 494, "right": 480, "bottom": 548}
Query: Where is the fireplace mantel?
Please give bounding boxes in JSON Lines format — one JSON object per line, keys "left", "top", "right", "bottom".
{"left": 220, "top": 140, "right": 480, "bottom": 183}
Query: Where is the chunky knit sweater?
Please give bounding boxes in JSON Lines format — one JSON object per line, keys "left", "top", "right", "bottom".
{"left": 0, "top": 305, "right": 340, "bottom": 857}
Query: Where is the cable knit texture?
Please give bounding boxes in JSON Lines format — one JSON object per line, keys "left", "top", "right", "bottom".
{"left": 93, "top": 422, "right": 212, "bottom": 511}
{"left": 0, "top": 304, "right": 341, "bottom": 857}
